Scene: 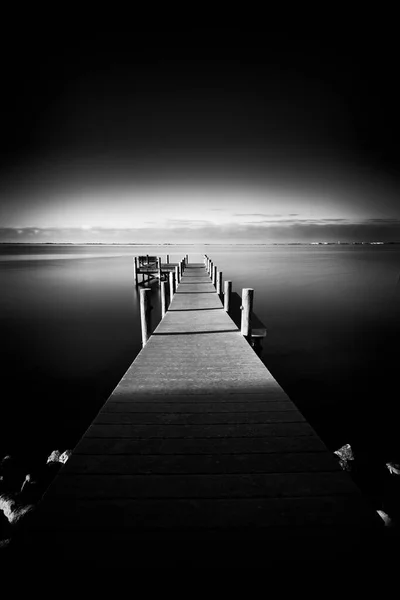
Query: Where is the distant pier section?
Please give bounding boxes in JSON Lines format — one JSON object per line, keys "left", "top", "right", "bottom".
{"left": 133, "top": 254, "right": 187, "bottom": 286}
{"left": 17, "top": 254, "right": 382, "bottom": 564}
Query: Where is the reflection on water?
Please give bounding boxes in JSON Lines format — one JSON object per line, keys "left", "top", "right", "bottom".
{"left": 0, "top": 244, "right": 399, "bottom": 462}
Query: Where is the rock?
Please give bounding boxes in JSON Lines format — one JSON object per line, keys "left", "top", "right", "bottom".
{"left": 334, "top": 443, "right": 355, "bottom": 471}
{"left": 376, "top": 510, "right": 394, "bottom": 527}
{"left": 46, "top": 450, "right": 61, "bottom": 464}
{"left": 59, "top": 450, "right": 72, "bottom": 464}
{"left": 47, "top": 449, "right": 72, "bottom": 465}
{"left": 0, "top": 507, "right": 12, "bottom": 546}
{"left": 386, "top": 462, "right": 400, "bottom": 476}
{"left": 0, "top": 493, "right": 35, "bottom": 525}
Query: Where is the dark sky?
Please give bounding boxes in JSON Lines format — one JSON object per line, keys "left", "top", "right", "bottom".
{"left": 1, "top": 27, "right": 399, "bottom": 243}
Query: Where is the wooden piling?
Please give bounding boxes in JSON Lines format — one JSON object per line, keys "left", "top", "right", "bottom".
{"left": 175, "top": 265, "right": 180, "bottom": 285}
{"left": 139, "top": 288, "right": 151, "bottom": 347}
{"left": 157, "top": 257, "right": 162, "bottom": 281}
{"left": 160, "top": 281, "right": 166, "bottom": 318}
{"left": 185, "top": 254, "right": 188, "bottom": 264}
{"left": 178, "top": 261, "right": 182, "bottom": 280}
{"left": 224, "top": 280, "right": 232, "bottom": 312}
{"left": 133, "top": 257, "right": 138, "bottom": 285}
{"left": 217, "top": 271, "right": 222, "bottom": 296}
{"left": 169, "top": 271, "right": 175, "bottom": 300}
{"left": 212, "top": 265, "right": 217, "bottom": 286}
{"left": 241, "top": 288, "right": 254, "bottom": 339}
{"left": 209, "top": 260, "right": 213, "bottom": 277}
{"left": 166, "top": 254, "right": 169, "bottom": 264}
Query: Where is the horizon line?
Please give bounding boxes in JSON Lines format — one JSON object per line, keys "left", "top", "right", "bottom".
{"left": 1, "top": 241, "right": 400, "bottom": 246}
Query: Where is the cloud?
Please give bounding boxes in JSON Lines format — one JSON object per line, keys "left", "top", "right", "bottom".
{"left": 233, "top": 213, "right": 327, "bottom": 220}
{"left": 164, "top": 219, "right": 213, "bottom": 228}
{"left": 243, "top": 218, "right": 350, "bottom": 225}
{"left": 364, "top": 218, "right": 400, "bottom": 224}
{"left": 233, "top": 213, "right": 284, "bottom": 217}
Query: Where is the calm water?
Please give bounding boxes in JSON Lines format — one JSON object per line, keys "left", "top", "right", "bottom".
{"left": 1, "top": 244, "right": 399, "bottom": 465}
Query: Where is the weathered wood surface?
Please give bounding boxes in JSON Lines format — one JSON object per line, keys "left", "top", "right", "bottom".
{"left": 17, "top": 262, "right": 382, "bottom": 564}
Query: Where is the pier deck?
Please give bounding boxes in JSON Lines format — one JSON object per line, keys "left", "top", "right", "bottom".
{"left": 19, "top": 262, "right": 382, "bottom": 564}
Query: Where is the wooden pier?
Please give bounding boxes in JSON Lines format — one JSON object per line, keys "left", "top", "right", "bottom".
{"left": 16, "top": 256, "right": 382, "bottom": 564}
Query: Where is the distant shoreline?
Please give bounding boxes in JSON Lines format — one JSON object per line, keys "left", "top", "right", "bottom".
{"left": 1, "top": 242, "right": 400, "bottom": 247}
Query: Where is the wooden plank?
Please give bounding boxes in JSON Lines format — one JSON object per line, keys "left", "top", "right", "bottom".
{"left": 85, "top": 422, "right": 316, "bottom": 439}
{"left": 110, "top": 386, "right": 291, "bottom": 399}
{"left": 45, "top": 471, "right": 356, "bottom": 500}
{"left": 73, "top": 435, "right": 328, "bottom": 455}
{"left": 62, "top": 451, "right": 341, "bottom": 475}
{"left": 28, "top": 495, "right": 380, "bottom": 534}
{"left": 94, "top": 411, "right": 305, "bottom": 424}
{"left": 169, "top": 298, "right": 223, "bottom": 310}
{"left": 118, "top": 363, "right": 276, "bottom": 373}
{"left": 154, "top": 312, "right": 238, "bottom": 333}
{"left": 100, "top": 400, "right": 297, "bottom": 412}
{"left": 110, "top": 379, "right": 285, "bottom": 393}
{"left": 102, "top": 392, "right": 293, "bottom": 403}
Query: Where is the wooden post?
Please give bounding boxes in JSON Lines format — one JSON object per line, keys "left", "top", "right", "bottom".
{"left": 185, "top": 254, "right": 189, "bottom": 264}
{"left": 212, "top": 265, "right": 217, "bottom": 286}
{"left": 169, "top": 271, "right": 175, "bottom": 300}
{"left": 207, "top": 258, "right": 210, "bottom": 274}
{"left": 133, "top": 257, "right": 138, "bottom": 285}
{"left": 209, "top": 260, "right": 213, "bottom": 277}
{"left": 204, "top": 255, "right": 207, "bottom": 266}
{"left": 178, "top": 261, "right": 182, "bottom": 280}
{"left": 217, "top": 271, "right": 222, "bottom": 296}
{"left": 166, "top": 254, "right": 169, "bottom": 264}
{"left": 175, "top": 265, "right": 180, "bottom": 285}
{"left": 157, "top": 256, "right": 162, "bottom": 281}
{"left": 140, "top": 288, "right": 151, "bottom": 347}
{"left": 161, "top": 281, "right": 167, "bottom": 318}
{"left": 241, "top": 288, "right": 254, "bottom": 339}
{"left": 224, "top": 280, "right": 232, "bottom": 312}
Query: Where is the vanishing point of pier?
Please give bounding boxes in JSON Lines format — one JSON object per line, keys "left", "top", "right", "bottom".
{"left": 16, "top": 255, "right": 382, "bottom": 564}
